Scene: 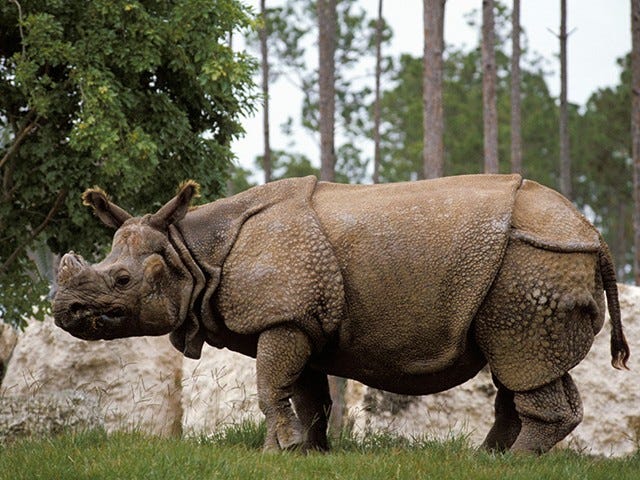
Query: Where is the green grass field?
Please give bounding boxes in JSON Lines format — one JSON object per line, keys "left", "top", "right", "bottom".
{"left": 1, "top": 423, "right": 638, "bottom": 480}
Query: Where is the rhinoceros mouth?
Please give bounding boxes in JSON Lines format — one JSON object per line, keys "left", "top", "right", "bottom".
{"left": 54, "top": 303, "right": 128, "bottom": 340}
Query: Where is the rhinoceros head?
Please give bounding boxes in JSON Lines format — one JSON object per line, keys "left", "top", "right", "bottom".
{"left": 53, "top": 181, "right": 199, "bottom": 341}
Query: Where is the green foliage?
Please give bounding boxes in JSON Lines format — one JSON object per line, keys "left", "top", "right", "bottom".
{"left": 255, "top": 150, "right": 319, "bottom": 180}
{"left": 249, "top": 0, "right": 392, "bottom": 183}
{"left": 573, "top": 54, "right": 633, "bottom": 280}
{"left": 226, "top": 162, "right": 257, "bottom": 195}
{"left": 0, "top": 0, "right": 257, "bottom": 326}
{"left": 378, "top": 50, "right": 559, "bottom": 184}
{"left": 378, "top": 3, "right": 560, "bottom": 186}
{"left": 0, "top": 426, "right": 639, "bottom": 480}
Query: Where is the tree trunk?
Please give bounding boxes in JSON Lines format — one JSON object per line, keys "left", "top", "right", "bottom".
{"left": 482, "top": 0, "right": 499, "bottom": 173}
{"left": 228, "top": 27, "right": 236, "bottom": 195}
{"left": 423, "top": 0, "right": 446, "bottom": 179}
{"left": 318, "top": 0, "right": 342, "bottom": 435}
{"left": 260, "top": 0, "right": 272, "bottom": 183}
{"left": 616, "top": 201, "right": 628, "bottom": 280}
{"left": 632, "top": 0, "right": 640, "bottom": 285}
{"left": 510, "top": 0, "right": 522, "bottom": 174}
{"left": 559, "top": 0, "right": 572, "bottom": 199}
{"left": 372, "top": 0, "right": 383, "bottom": 184}
{"left": 318, "top": 0, "right": 337, "bottom": 182}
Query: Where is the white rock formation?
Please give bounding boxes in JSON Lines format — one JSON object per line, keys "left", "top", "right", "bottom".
{"left": 0, "top": 316, "right": 183, "bottom": 437}
{"left": 181, "top": 345, "right": 259, "bottom": 436}
{"left": 0, "top": 324, "right": 18, "bottom": 368}
{"left": 565, "top": 283, "right": 639, "bottom": 456}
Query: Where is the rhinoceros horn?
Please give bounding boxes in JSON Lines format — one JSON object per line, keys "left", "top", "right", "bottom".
{"left": 57, "top": 251, "right": 89, "bottom": 287}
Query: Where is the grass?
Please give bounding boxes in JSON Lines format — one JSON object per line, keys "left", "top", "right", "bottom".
{"left": 0, "top": 422, "right": 639, "bottom": 480}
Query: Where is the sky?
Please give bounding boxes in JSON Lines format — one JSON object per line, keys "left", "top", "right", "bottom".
{"left": 232, "top": 0, "right": 632, "bottom": 181}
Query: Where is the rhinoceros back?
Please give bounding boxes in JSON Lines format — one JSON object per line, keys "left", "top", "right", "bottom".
{"left": 510, "top": 179, "right": 600, "bottom": 252}
{"left": 311, "top": 174, "right": 522, "bottom": 374}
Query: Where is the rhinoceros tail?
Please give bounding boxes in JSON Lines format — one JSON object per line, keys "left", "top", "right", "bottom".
{"left": 598, "top": 235, "right": 630, "bottom": 370}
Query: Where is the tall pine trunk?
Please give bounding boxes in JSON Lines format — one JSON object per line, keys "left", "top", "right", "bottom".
{"left": 422, "top": 0, "right": 446, "bottom": 179}
{"left": 318, "top": 0, "right": 343, "bottom": 435}
{"left": 372, "top": 0, "right": 383, "bottom": 184}
{"left": 318, "top": 0, "right": 337, "bottom": 182}
{"left": 482, "top": 0, "right": 499, "bottom": 173}
{"left": 632, "top": 0, "right": 640, "bottom": 285}
{"left": 260, "top": 0, "right": 272, "bottom": 183}
{"left": 227, "top": 29, "right": 236, "bottom": 196}
{"left": 510, "top": 0, "right": 522, "bottom": 174}
{"left": 559, "top": 0, "right": 572, "bottom": 199}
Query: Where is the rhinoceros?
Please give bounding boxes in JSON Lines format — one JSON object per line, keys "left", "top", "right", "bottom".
{"left": 53, "top": 174, "right": 629, "bottom": 453}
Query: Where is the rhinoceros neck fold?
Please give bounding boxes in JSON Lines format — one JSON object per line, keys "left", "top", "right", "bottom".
{"left": 174, "top": 178, "right": 319, "bottom": 340}
{"left": 167, "top": 224, "right": 209, "bottom": 358}
{"left": 168, "top": 224, "right": 207, "bottom": 320}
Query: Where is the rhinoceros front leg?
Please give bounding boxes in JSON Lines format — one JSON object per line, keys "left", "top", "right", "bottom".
{"left": 256, "top": 325, "right": 313, "bottom": 451}
{"left": 292, "top": 367, "right": 332, "bottom": 451}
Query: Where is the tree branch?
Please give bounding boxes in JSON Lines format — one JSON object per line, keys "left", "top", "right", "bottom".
{"left": 0, "top": 112, "right": 39, "bottom": 171}
{"left": 0, "top": 189, "right": 67, "bottom": 274}
{"left": 9, "top": 0, "right": 26, "bottom": 56}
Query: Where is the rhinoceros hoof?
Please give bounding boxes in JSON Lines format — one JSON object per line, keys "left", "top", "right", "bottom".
{"left": 262, "top": 417, "right": 304, "bottom": 452}
{"left": 277, "top": 424, "right": 303, "bottom": 451}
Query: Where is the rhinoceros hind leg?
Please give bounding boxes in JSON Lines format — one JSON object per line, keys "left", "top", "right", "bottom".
{"left": 292, "top": 367, "right": 332, "bottom": 451}
{"left": 510, "top": 373, "right": 582, "bottom": 454}
{"left": 257, "top": 325, "right": 312, "bottom": 451}
{"left": 482, "top": 376, "right": 521, "bottom": 452}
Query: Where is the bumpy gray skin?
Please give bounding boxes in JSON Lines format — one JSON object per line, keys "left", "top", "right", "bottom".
{"left": 53, "top": 174, "right": 629, "bottom": 454}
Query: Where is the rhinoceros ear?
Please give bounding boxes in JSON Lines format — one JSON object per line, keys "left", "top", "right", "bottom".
{"left": 82, "top": 187, "right": 133, "bottom": 229}
{"left": 149, "top": 180, "right": 200, "bottom": 230}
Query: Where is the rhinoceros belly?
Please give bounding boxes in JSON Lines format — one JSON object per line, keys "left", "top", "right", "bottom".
{"left": 310, "top": 330, "right": 487, "bottom": 395}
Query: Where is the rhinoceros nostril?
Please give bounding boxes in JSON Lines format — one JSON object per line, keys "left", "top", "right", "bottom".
{"left": 109, "top": 307, "right": 126, "bottom": 318}
{"left": 69, "top": 302, "right": 84, "bottom": 314}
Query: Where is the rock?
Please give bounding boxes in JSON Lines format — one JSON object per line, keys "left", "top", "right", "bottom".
{"left": 345, "top": 283, "right": 640, "bottom": 457}
{"left": 0, "top": 323, "right": 18, "bottom": 379}
{"left": 0, "top": 323, "right": 18, "bottom": 363}
{"left": 0, "top": 392, "right": 102, "bottom": 442}
{"left": 181, "top": 345, "right": 259, "bottom": 436}
{"left": 564, "top": 283, "right": 639, "bottom": 456}
{"left": 0, "top": 316, "right": 183, "bottom": 440}
{"left": 345, "top": 368, "right": 495, "bottom": 445}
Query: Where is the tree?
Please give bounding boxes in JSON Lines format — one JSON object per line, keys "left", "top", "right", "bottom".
{"left": 572, "top": 66, "right": 631, "bottom": 279}
{"left": 377, "top": 7, "right": 637, "bottom": 277}
{"left": 423, "top": 0, "right": 446, "bottom": 179}
{"left": 510, "top": 0, "right": 522, "bottom": 173}
{"left": 227, "top": 164, "right": 257, "bottom": 196}
{"left": 252, "top": 0, "right": 386, "bottom": 184}
{"left": 632, "top": 0, "right": 640, "bottom": 285}
{"left": 259, "top": 0, "right": 272, "bottom": 183}
{"left": 318, "top": 0, "right": 337, "bottom": 181}
{"left": 372, "top": 0, "right": 384, "bottom": 184}
{"left": 378, "top": 4, "right": 560, "bottom": 184}
{"left": 0, "top": 0, "right": 256, "bottom": 327}
{"left": 559, "top": 0, "right": 572, "bottom": 199}
{"left": 317, "top": 0, "right": 342, "bottom": 432}
{"left": 255, "top": 150, "right": 319, "bottom": 179}
{"left": 482, "top": 0, "right": 499, "bottom": 173}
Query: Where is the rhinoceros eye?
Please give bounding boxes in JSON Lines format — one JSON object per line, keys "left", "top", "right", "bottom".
{"left": 114, "top": 272, "right": 131, "bottom": 288}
